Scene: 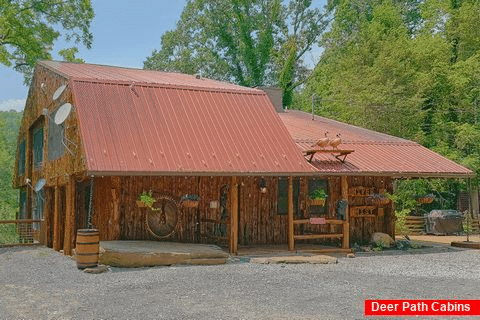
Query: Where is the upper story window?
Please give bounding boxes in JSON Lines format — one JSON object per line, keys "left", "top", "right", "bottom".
{"left": 48, "top": 108, "right": 65, "bottom": 161}
{"left": 18, "top": 139, "right": 26, "bottom": 176}
{"left": 32, "top": 125, "right": 44, "bottom": 169}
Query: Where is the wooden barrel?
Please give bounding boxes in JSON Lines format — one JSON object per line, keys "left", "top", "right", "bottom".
{"left": 76, "top": 229, "right": 99, "bottom": 269}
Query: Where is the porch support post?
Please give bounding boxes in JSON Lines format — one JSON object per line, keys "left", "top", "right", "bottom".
{"left": 63, "top": 175, "right": 76, "bottom": 256}
{"left": 341, "top": 176, "right": 350, "bottom": 249}
{"left": 53, "top": 178, "right": 61, "bottom": 251}
{"left": 229, "top": 176, "right": 238, "bottom": 255}
{"left": 287, "top": 176, "right": 294, "bottom": 251}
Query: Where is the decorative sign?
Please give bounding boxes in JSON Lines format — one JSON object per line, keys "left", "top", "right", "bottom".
{"left": 309, "top": 217, "right": 326, "bottom": 225}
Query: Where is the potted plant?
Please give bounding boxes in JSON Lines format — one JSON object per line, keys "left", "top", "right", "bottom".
{"left": 137, "top": 191, "right": 156, "bottom": 209}
{"left": 309, "top": 188, "right": 327, "bottom": 206}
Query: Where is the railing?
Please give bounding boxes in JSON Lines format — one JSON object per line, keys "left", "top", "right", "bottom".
{"left": 400, "top": 216, "right": 480, "bottom": 235}
{"left": 0, "top": 219, "right": 43, "bottom": 246}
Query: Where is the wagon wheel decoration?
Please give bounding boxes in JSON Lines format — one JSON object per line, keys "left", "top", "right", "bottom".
{"left": 145, "top": 195, "right": 180, "bottom": 239}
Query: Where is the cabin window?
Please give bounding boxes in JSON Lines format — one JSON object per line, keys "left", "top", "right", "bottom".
{"left": 32, "top": 190, "right": 44, "bottom": 230}
{"left": 18, "top": 139, "right": 26, "bottom": 176}
{"left": 18, "top": 189, "right": 27, "bottom": 220}
{"left": 308, "top": 178, "right": 328, "bottom": 215}
{"left": 277, "top": 177, "right": 300, "bottom": 216}
{"left": 48, "top": 109, "right": 65, "bottom": 161}
{"left": 32, "top": 126, "right": 44, "bottom": 169}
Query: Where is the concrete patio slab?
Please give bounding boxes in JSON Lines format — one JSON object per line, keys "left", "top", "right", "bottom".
{"left": 99, "top": 241, "right": 229, "bottom": 267}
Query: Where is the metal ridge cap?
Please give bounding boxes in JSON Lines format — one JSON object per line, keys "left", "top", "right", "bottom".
{"left": 294, "top": 139, "right": 419, "bottom": 146}
{"left": 70, "top": 77, "right": 266, "bottom": 95}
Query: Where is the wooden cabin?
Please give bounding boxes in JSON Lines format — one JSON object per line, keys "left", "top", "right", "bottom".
{"left": 13, "top": 61, "right": 474, "bottom": 255}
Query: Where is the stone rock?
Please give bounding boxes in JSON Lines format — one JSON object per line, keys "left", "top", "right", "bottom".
{"left": 371, "top": 232, "right": 395, "bottom": 248}
{"left": 84, "top": 264, "right": 109, "bottom": 274}
{"left": 250, "top": 255, "right": 337, "bottom": 264}
{"left": 99, "top": 241, "right": 229, "bottom": 267}
{"left": 347, "top": 253, "right": 355, "bottom": 258}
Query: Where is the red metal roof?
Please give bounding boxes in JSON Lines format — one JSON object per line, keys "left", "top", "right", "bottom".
{"left": 41, "top": 60, "right": 258, "bottom": 94}
{"left": 279, "top": 110, "right": 474, "bottom": 178}
{"left": 41, "top": 61, "right": 313, "bottom": 175}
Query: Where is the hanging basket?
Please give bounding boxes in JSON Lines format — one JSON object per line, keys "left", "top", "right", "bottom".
{"left": 366, "top": 194, "right": 391, "bottom": 207}
{"left": 310, "top": 199, "right": 326, "bottom": 206}
{"left": 182, "top": 200, "right": 199, "bottom": 208}
{"left": 136, "top": 200, "right": 148, "bottom": 208}
{"left": 416, "top": 196, "right": 434, "bottom": 204}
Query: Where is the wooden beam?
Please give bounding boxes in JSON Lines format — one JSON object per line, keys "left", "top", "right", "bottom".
{"left": 287, "top": 176, "right": 294, "bottom": 251}
{"left": 229, "top": 176, "right": 238, "bottom": 255}
{"left": 111, "top": 176, "right": 121, "bottom": 240}
{"left": 53, "top": 179, "right": 61, "bottom": 251}
{"left": 294, "top": 233, "right": 343, "bottom": 240}
{"left": 63, "top": 175, "right": 76, "bottom": 255}
{"left": 293, "top": 219, "right": 344, "bottom": 225}
{"left": 341, "top": 176, "right": 350, "bottom": 249}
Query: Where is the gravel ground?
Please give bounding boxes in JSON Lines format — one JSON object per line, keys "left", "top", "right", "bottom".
{"left": 0, "top": 245, "right": 479, "bottom": 320}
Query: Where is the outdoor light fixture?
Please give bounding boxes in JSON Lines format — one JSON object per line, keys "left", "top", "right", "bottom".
{"left": 259, "top": 178, "right": 267, "bottom": 193}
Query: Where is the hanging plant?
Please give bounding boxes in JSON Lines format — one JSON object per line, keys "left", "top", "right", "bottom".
{"left": 137, "top": 191, "right": 157, "bottom": 209}
{"left": 309, "top": 188, "right": 327, "bottom": 206}
{"left": 415, "top": 193, "right": 435, "bottom": 204}
{"left": 366, "top": 193, "right": 391, "bottom": 207}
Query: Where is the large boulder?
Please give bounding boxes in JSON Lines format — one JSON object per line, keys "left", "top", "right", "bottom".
{"left": 371, "top": 232, "right": 395, "bottom": 248}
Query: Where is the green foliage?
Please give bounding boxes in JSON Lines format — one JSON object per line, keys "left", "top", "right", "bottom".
{"left": 394, "top": 208, "right": 410, "bottom": 235}
{"left": 0, "top": 0, "right": 94, "bottom": 83}
{"left": 144, "top": 0, "right": 328, "bottom": 106}
{"left": 300, "top": 0, "right": 480, "bottom": 188}
{"left": 138, "top": 191, "right": 155, "bottom": 207}
{"left": 310, "top": 187, "right": 327, "bottom": 200}
{"left": 0, "top": 111, "right": 22, "bottom": 217}
{"left": 58, "top": 47, "right": 85, "bottom": 63}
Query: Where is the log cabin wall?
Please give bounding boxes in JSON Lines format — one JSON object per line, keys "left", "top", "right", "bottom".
{"left": 13, "top": 65, "right": 87, "bottom": 191}
{"left": 89, "top": 175, "right": 393, "bottom": 247}
{"left": 346, "top": 176, "right": 394, "bottom": 244}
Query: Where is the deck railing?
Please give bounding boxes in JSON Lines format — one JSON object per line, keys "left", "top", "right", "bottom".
{"left": 0, "top": 219, "right": 43, "bottom": 246}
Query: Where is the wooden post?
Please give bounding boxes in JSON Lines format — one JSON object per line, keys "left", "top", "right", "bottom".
{"left": 229, "top": 176, "right": 238, "bottom": 255}
{"left": 111, "top": 177, "right": 121, "bottom": 240}
{"left": 63, "top": 175, "right": 76, "bottom": 255}
{"left": 341, "top": 176, "right": 350, "bottom": 249}
{"left": 287, "top": 176, "right": 294, "bottom": 251}
{"left": 53, "top": 178, "right": 61, "bottom": 251}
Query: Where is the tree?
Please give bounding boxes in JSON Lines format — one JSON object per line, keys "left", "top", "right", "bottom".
{"left": 273, "top": 0, "right": 328, "bottom": 106}
{"left": 0, "top": 0, "right": 94, "bottom": 83}
{"left": 144, "top": 0, "right": 327, "bottom": 106}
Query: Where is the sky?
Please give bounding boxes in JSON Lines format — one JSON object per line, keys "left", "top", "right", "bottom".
{"left": 0, "top": 0, "right": 326, "bottom": 112}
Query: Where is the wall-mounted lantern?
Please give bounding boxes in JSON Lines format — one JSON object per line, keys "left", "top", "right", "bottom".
{"left": 259, "top": 178, "right": 267, "bottom": 193}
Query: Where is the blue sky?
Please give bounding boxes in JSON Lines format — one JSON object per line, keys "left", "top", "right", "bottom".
{"left": 0, "top": 0, "right": 326, "bottom": 112}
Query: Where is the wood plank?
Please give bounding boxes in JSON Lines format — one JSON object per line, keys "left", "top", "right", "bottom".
{"left": 287, "top": 176, "right": 294, "bottom": 251}
{"left": 229, "top": 176, "right": 238, "bottom": 255}
{"left": 53, "top": 179, "right": 61, "bottom": 251}
{"left": 294, "top": 233, "right": 343, "bottom": 240}
{"left": 341, "top": 176, "right": 349, "bottom": 249}
{"left": 0, "top": 219, "right": 42, "bottom": 224}
{"left": 63, "top": 175, "right": 75, "bottom": 255}
{"left": 293, "top": 219, "right": 345, "bottom": 225}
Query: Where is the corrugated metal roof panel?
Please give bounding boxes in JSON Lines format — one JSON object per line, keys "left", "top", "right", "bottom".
{"left": 71, "top": 81, "right": 314, "bottom": 175}
{"left": 280, "top": 110, "right": 473, "bottom": 178}
{"left": 41, "top": 60, "right": 260, "bottom": 94}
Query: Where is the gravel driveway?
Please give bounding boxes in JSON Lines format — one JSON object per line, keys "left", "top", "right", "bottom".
{"left": 0, "top": 245, "right": 479, "bottom": 319}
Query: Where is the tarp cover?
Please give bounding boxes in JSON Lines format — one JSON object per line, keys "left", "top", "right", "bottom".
{"left": 425, "top": 210, "right": 463, "bottom": 235}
